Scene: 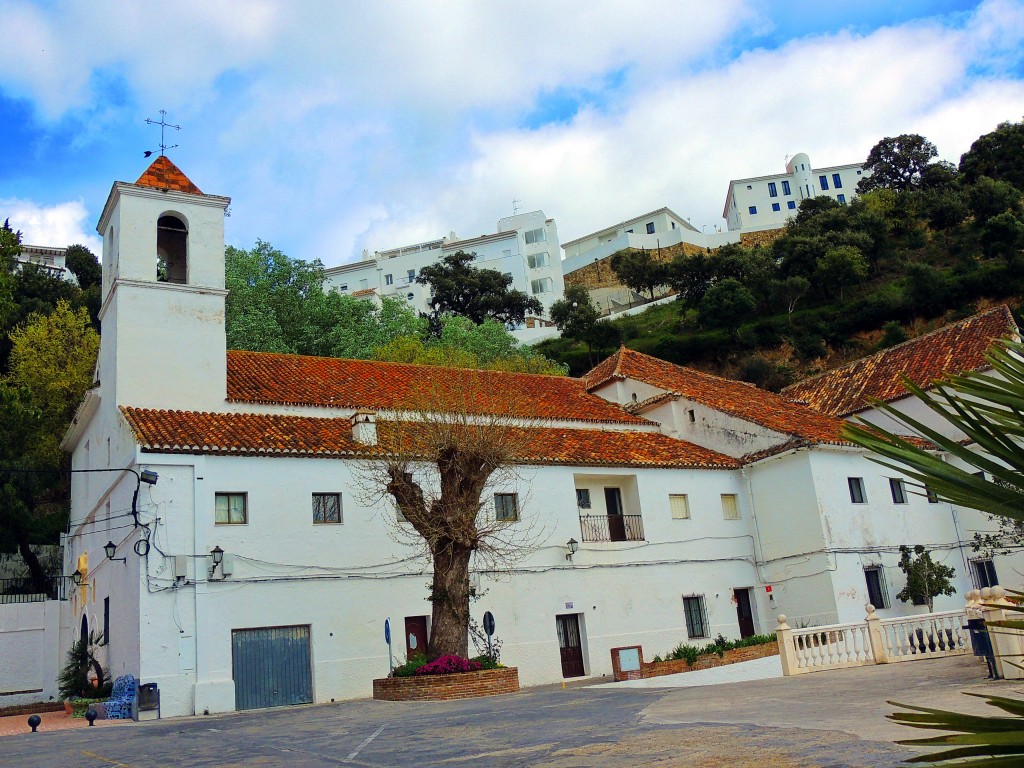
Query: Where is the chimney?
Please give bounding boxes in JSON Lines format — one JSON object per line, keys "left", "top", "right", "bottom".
{"left": 351, "top": 409, "right": 378, "bottom": 445}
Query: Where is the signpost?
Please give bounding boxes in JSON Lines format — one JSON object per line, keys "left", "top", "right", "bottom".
{"left": 483, "top": 611, "right": 495, "bottom": 660}
{"left": 385, "top": 617, "right": 393, "bottom": 674}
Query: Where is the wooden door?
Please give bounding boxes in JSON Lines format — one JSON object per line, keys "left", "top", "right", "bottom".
{"left": 734, "top": 588, "right": 755, "bottom": 638}
{"left": 405, "top": 616, "right": 428, "bottom": 659}
{"left": 556, "top": 614, "right": 585, "bottom": 678}
{"left": 604, "top": 487, "right": 626, "bottom": 542}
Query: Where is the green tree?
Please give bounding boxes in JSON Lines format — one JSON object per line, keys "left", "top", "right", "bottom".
{"left": 981, "top": 212, "right": 1024, "bottom": 264}
{"left": 699, "top": 278, "right": 756, "bottom": 333}
{"left": 815, "top": 245, "right": 868, "bottom": 300}
{"left": 417, "top": 251, "right": 543, "bottom": 327}
{"left": 609, "top": 249, "right": 668, "bottom": 301}
{"left": 960, "top": 119, "right": 1024, "bottom": 190}
{"left": 64, "top": 245, "right": 102, "bottom": 289}
{"left": 968, "top": 176, "right": 1022, "bottom": 224}
{"left": 894, "top": 544, "right": 956, "bottom": 612}
{"left": 0, "top": 219, "right": 20, "bottom": 268}
{"left": 769, "top": 276, "right": 810, "bottom": 316}
{"left": 667, "top": 251, "right": 715, "bottom": 306}
{"left": 857, "top": 134, "right": 939, "bottom": 193}
{"left": 550, "top": 284, "right": 599, "bottom": 343}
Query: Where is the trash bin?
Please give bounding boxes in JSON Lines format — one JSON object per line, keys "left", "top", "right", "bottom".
{"left": 137, "top": 682, "right": 160, "bottom": 719}
{"left": 966, "top": 618, "right": 999, "bottom": 679}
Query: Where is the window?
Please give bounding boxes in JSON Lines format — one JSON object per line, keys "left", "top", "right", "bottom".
{"left": 669, "top": 494, "right": 690, "bottom": 520}
{"left": 359, "top": 278, "right": 368, "bottom": 290}
{"left": 746, "top": 184, "right": 752, "bottom": 190}
{"left": 832, "top": 173, "right": 843, "bottom": 189}
{"left": 671, "top": 221, "right": 676, "bottom": 229}
{"left": 782, "top": 180, "right": 791, "bottom": 195}
{"left": 772, "top": 203, "right": 781, "bottom": 212}
{"left": 524, "top": 228, "right": 546, "bottom": 244}
{"left": 721, "top": 494, "right": 740, "bottom": 520}
{"left": 407, "top": 269, "right": 415, "bottom": 282}
{"left": 385, "top": 273, "right": 393, "bottom": 286}
{"left": 215, "top": 493, "right": 247, "bottom": 524}
{"left": 531, "top": 277, "right": 552, "bottom": 294}
{"left": 645, "top": 222, "right": 655, "bottom": 234}
{"left": 837, "top": 194, "right": 846, "bottom": 205}
{"left": 103, "top": 596, "right": 110, "bottom": 646}
{"left": 625, "top": 228, "right": 633, "bottom": 234}
{"left": 787, "top": 201, "right": 796, "bottom": 209}
{"left": 494, "top": 493, "right": 519, "bottom": 522}
{"left": 848, "top": 477, "right": 866, "bottom": 504}
{"left": 889, "top": 478, "right": 908, "bottom": 504}
{"left": 748, "top": 206, "right": 757, "bottom": 215}
{"left": 687, "top": 408, "right": 696, "bottom": 423}
{"left": 339, "top": 283, "right": 348, "bottom": 291}
{"left": 576, "top": 489, "right": 591, "bottom": 509}
{"left": 819, "top": 175, "right": 829, "bottom": 191}
{"left": 926, "top": 486, "right": 939, "bottom": 503}
{"left": 683, "top": 595, "right": 708, "bottom": 638}
{"left": 527, "top": 252, "right": 549, "bottom": 269}
{"left": 972, "top": 558, "right": 999, "bottom": 588}
{"left": 503, "top": 249, "right": 511, "bottom": 258}
{"left": 768, "top": 182, "right": 778, "bottom": 197}
{"left": 313, "top": 493, "right": 342, "bottom": 524}
{"left": 864, "top": 567, "right": 888, "bottom": 608}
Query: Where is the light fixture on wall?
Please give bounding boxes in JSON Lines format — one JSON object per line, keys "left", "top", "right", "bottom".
{"left": 209, "top": 546, "right": 224, "bottom": 578}
{"left": 103, "top": 540, "right": 127, "bottom": 565}
{"left": 565, "top": 538, "right": 579, "bottom": 562}
{"left": 71, "top": 570, "right": 84, "bottom": 585}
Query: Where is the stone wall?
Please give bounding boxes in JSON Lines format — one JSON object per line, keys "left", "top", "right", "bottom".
{"left": 739, "top": 228, "right": 785, "bottom": 248}
{"left": 372, "top": 667, "right": 520, "bottom": 701}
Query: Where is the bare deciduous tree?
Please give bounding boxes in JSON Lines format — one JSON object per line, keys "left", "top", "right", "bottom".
{"left": 358, "top": 379, "right": 541, "bottom": 660}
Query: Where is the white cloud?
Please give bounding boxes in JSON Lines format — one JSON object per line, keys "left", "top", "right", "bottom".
{"left": 1, "top": 198, "right": 102, "bottom": 255}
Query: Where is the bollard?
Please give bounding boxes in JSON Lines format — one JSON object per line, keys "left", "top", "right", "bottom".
{"left": 85, "top": 708, "right": 98, "bottom": 726}
{"left": 27, "top": 714, "right": 41, "bottom": 733}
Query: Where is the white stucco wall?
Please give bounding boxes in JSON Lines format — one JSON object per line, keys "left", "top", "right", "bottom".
{"left": 0, "top": 601, "right": 63, "bottom": 707}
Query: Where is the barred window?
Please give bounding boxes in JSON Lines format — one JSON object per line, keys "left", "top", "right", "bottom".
{"left": 683, "top": 595, "right": 708, "bottom": 639}
{"left": 313, "top": 493, "right": 342, "bottom": 524}
{"left": 494, "top": 493, "right": 519, "bottom": 522}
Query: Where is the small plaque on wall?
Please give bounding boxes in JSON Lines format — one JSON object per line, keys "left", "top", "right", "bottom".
{"left": 619, "top": 648, "right": 641, "bottom": 672}
{"left": 565, "top": 602, "right": 573, "bottom": 610}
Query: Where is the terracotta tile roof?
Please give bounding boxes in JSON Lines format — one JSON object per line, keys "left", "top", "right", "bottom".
{"left": 226, "top": 350, "right": 649, "bottom": 425}
{"left": 584, "top": 347, "right": 847, "bottom": 444}
{"left": 134, "top": 156, "right": 204, "bottom": 195}
{"left": 782, "top": 306, "right": 1018, "bottom": 417}
{"left": 120, "top": 407, "right": 739, "bottom": 469}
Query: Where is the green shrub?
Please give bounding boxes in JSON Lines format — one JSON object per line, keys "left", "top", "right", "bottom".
{"left": 391, "top": 654, "right": 428, "bottom": 678}
{"left": 471, "top": 655, "right": 502, "bottom": 670}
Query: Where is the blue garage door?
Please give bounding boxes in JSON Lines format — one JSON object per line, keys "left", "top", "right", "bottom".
{"left": 231, "top": 625, "right": 313, "bottom": 710}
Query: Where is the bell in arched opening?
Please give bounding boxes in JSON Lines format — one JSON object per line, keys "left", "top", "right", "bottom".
{"left": 156, "top": 214, "right": 188, "bottom": 284}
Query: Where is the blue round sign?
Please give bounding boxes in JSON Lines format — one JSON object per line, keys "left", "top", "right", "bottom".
{"left": 384, "top": 618, "right": 391, "bottom": 645}
{"left": 483, "top": 611, "right": 495, "bottom": 637}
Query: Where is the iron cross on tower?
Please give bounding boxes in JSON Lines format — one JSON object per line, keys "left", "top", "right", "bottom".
{"left": 144, "top": 110, "right": 180, "bottom": 157}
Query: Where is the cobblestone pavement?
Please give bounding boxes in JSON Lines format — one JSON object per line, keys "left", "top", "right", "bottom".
{"left": 0, "top": 656, "right": 1018, "bottom": 768}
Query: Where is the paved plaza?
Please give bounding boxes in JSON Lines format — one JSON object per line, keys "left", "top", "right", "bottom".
{"left": 1, "top": 656, "right": 1019, "bottom": 768}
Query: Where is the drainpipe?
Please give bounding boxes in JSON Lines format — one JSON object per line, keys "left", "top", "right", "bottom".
{"left": 741, "top": 466, "right": 768, "bottom": 585}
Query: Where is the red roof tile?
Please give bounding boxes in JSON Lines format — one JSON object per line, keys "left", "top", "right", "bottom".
{"left": 120, "top": 407, "right": 739, "bottom": 469}
{"left": 134, "top": 156, "right": 203, "bottom": 195}
{"left": 584, "top": 347, "right": 847, "bottom": 444}
{"left": 783, "top": 306, "right": 1018, "bottom": 417}
{"left": 226, "top": 350, "right": 648, "bottom": 425}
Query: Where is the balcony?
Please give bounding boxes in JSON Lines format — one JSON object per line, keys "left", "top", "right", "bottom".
{"left": 578, "top": 514, "right": 645, "bottom": 543}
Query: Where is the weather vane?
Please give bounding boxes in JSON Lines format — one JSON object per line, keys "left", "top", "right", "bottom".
{"left": 144, "top": 109, "right": 180, "bottom": 157}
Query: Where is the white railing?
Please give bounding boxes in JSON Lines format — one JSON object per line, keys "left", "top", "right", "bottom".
{"left": 777, "top": 604, "right": 971, "bottom": 676}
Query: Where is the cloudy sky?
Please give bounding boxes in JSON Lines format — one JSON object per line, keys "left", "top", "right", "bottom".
{"left": 1, "top": 1, "right": 1022, "bottom": 265}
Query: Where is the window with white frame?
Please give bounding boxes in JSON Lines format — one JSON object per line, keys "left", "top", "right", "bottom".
{"left": 527, "top": 252, "right": 549, "bottom": 269}
{"left": 524, "top": 228, "right": 546, "bottom": 245}
{"left": 494, "top": 493, "right": 519, "bottom": 522}
{"left": 385, "top": 273, "right": 393, "bottom": 286}
{"left": 848, "top": 477, "right": 867, "bottom": 504}
{"left": 889, "top": 478, "right": 908, "bottom": 504}
{"left": 721, "top": 494, "right": 740, "bottom": 520}
{"left": 313, "top": 493, "right": 342, "bottom": 524}
{"left": 531, "top": 277, "right": 552, "bottom": 294}
{"left": 669, "top": 494, "right": 690, "bottom": 519}
{"left": 407, "top": 269, "right": 415, "bottom": 282}
{"left": 645, "top": 222, "right": 655, "bottom": 234}
{"left": 683, "top": 595, "right": 708, "bottom": 638}
{"left": 215, "top": 492, "right": 247, "bottom": 525}
{"left": 864, "top": 566, "right": 888, "bottom": 608}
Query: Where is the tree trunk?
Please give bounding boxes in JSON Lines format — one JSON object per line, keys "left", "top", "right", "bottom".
{"left": 427, "top": 543, "right": 472, "bottom": 660}
{"left": 17, "top": 536, "right": 49, "bottom": 593}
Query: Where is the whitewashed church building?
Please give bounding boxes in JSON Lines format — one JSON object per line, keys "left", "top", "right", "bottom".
{"left": 59, "top": 158, "right": 1016, "bottom": 717}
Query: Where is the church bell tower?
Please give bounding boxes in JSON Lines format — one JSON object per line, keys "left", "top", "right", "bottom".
{"left": 96, "top": 156, "right": 231, "bottom": 411}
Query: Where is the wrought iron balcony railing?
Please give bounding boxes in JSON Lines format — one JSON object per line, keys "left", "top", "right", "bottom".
{"left": 578, "top": 514, "right": 645, "bottom": 543}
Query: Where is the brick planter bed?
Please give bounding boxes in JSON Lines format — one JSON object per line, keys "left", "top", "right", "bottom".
{"left": 0, "top": 701, "right": 65, "bottom": 718}
{"left": 643, "top": 642, "right": 778, "bottom": 679}
{"left": 373, "top": 667, "right": 519, "bottom": 701}
{"left": 611, "top": 642, "right": 778, "bottom": 681}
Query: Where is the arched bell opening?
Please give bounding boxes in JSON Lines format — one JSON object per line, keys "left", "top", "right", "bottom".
{"left": 157, "top": 214, "right": 188, "bottom": 284}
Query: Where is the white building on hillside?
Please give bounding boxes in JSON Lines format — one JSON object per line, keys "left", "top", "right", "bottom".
{"left": 15, "top": 244, "right": 80, "bottom": 285}
{"left": 323, "top": 211, "right": 563, "bottom": 325}
{"left": 724, "top": 152, "right": 867, "bottom": 232}
{"left": 56, "top": 157, "right": 997, "bottom": 720}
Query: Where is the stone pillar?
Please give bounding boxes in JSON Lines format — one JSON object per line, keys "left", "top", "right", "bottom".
{"left": 775, "top": 615, "right": 799, "bottom": 676}
{"left": 865, "top": 604, "right": 888, "bottom": 664}
{"left": 983, "top": 586, "right": 1024, "bottom": 680}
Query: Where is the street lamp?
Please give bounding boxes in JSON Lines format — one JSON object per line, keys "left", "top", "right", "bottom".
{"left": 210, "top": 546, "right": 224, "bottom": 578}
{"left": 565, "top": 538, "right": 579, "bottom": 562}
{"left": 103, "top": 540, "right": 127, "bottom": 565}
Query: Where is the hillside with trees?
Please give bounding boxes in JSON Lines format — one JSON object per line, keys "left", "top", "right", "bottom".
{"left": 541, "top": 121, "right": 1024, "bottom": 386}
